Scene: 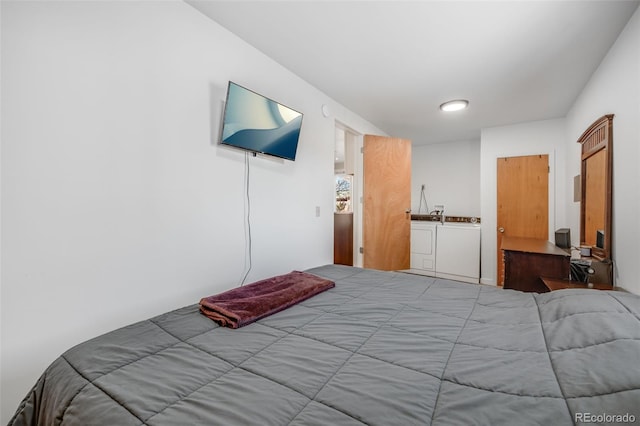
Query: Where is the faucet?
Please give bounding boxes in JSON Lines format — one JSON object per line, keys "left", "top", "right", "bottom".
{"left": 429, "top": 209, "right": 445, "bottom": 224}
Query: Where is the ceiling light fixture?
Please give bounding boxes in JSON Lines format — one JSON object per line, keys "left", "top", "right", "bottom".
{"left": 440, "top": 99, "right": 469, "bottom": 112}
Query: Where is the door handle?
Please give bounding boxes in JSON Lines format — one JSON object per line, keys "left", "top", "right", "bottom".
{"left": 498, "top": 227, "right": 505, "bottom": 233}
{"left": 405, "top": 209, "right": 412, "bottom": 214}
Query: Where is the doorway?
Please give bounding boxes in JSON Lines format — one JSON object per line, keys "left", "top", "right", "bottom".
{"left": 334, "top": 125, "right": 358, "bottom": 266}
{"left": 333, "top": 128, "right": 412, "bottom": 270}
{"left": 496, "top": 154, "right": 549, "bottom": 285}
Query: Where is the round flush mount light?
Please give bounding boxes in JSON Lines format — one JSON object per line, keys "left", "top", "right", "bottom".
{"left": 440, "top": 99, "right": 469, "bottom": 112}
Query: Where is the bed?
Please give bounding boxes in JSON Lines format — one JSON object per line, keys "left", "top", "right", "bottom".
{"left": 10, "top": 264, "right": 640, "bottom": 425}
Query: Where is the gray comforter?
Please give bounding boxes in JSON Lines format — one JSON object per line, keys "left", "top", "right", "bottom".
{"left": 10, "top": 265, "right": 640, "bottom": 425}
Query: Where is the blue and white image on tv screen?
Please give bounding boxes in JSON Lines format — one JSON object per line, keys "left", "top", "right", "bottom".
{"left": 222, "top": 83, "right": 303, "bottom": 160}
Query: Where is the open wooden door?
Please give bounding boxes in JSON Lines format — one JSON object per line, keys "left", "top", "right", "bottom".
{"left": 363, "top": 135, "right": 412, "bottom": 270}
{"left": 496, "top": 154, "right": 549, "bottom": 285}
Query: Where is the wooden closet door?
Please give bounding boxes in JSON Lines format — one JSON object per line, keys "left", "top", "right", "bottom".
{"left": 497, "top": 154, "right": 549, "bottom": 285}
{"left": 363, "top": 135, "right": 411, "bottom": 271}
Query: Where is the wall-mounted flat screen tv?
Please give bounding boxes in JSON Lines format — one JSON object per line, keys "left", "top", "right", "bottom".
{"left": 220, "top": 81, "right": 303, "bottom": 161}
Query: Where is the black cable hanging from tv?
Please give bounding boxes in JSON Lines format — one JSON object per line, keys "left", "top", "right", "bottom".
{"left": 240, "top": 151, "right": 253, "bottom": 286}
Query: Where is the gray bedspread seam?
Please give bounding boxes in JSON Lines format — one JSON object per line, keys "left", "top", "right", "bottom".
{"left": 381, "top": 315, "right": 548, "bottom": 353}
{"left": 262, "top": 324, "right": 447, "bottom": 383}
{"left": 258, "top": 307, "right": 335, "bottom": 332}
{"left": 57, "top": 319, "right": 194, "bottom": 422}
{"left": 534, "top": 290, "right": 618, "bottom": 305}
{"left": 148, "top": 315, "right": 356, "bottom": 422}
{"left": 440, "top": 377, "right": 565, "bottom": 399}
{"left": 286, "top": 401, "right": 368, "bottom": 426}
{"left": 63, "top": 318, "right": 230, "bottom": 424}
{"left": 444, "top": 339, "right": 546, "bottom": 353}
{"left": 540, "top": 309, "right": 632, "bottom": 323}
{"left": 549, "top": 336, "right": 640, "bottom": 352}
{"left": 286, "top": 276, "right": 438, "bottom": 425}
{"left": 533, "top": 296, "right": 576, "bottom": 426}
{"left": 145, "top": 315, "right": 313, "bottom": 421}
{"left": 464, "top": 316, "right": 540, "bottom": 326}
{"left": 608, "top": 292, "right": 640, "bottom": 323}
{"left": 383, "top": 310, "right": 638, "bottom": 355}
{"left": 58, "top": 355, "right": 146, "bottom": 426}
{"left": 311, "top": 266, "right": 366, "bottom": 281}
{"left": 429, "top": 280, "right": 483, "bottom": 425}
{"left": 55, "top": 316, "right": 226, "bottom": 424}
{"left": 50, "top": 359, "right": 93, "bottom": 426}
{"left": 142, "top": 321, "right": 265, "bottom": 421}
{"left": 566, "top": 387, "right": 640, "bottom": 399}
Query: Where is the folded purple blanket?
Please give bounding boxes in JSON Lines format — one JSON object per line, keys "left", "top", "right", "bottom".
{"left": 199, "top": 271, "right": 335, "bottom": 329}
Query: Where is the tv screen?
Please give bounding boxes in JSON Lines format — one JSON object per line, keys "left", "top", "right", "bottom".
{"left": 220, "top": 82, "right": 303, "bottom": 161}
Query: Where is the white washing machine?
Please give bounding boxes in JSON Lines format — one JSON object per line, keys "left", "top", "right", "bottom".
{"left": 435, "top": 223, "right": 481, "bottom": 283}
{"left": 410, "top": 221, "right": 438, "bottom": 274}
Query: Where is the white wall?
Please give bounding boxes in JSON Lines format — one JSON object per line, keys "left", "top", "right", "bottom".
{"left": 412, "top": 140, "right": 481, "bottom": 217}
{"left": 564, "top": 6, "right": 640, "bottom": 294}
{"left": 480, "top": 118, "right": 567, "bottom": 285}
{"left": 0, "top": 1, "right": 385, "bottom": 422}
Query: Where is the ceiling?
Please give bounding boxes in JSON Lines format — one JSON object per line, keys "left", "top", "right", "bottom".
{"left": 187, "top": 1, "right": 639, "bottom": 145}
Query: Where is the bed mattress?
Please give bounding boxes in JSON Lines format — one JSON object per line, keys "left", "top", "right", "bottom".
{"left": 10, "top": 264, "right": 640, "bottom": 425}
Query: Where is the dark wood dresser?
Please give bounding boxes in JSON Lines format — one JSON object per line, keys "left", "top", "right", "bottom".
{"left": 502, "top": 236, "right": 570, "bottom": 293}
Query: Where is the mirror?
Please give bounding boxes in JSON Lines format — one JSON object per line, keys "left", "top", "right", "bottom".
{"left": 577, "top": 114, "right": 613, "bottom": 260}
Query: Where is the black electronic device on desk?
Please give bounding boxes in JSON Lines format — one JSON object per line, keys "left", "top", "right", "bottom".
{"left": 555, "top": 228, "right": 571, "bottom": 250}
